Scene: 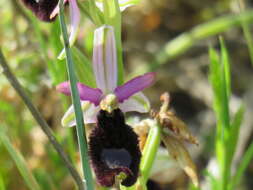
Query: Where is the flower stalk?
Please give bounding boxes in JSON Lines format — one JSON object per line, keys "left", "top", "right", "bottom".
{"left": 58, "top": 0, "right": 94, "bottom": 189}
{"left": 120, "top": 120, "right": 161, "bottom": 190}
{"left": 139, "top": 120, "right": 161, "bottom": 184}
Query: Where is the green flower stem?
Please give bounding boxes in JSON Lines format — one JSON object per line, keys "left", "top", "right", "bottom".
{"left": 59, "top": 1, "right": 94, "bottom": 190}
{"left": 120, "top": 120, "right": 161, "bottom": 190}
{"left": 139, "top": 120, "right": 161, "bottom": 183}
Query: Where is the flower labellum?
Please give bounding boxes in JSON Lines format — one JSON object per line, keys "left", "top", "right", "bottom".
{"left": 88, "top": 108, "right": 141, "bottom": 187}
{"left": 57, "top": 25, "right": 155, "bottom": 127}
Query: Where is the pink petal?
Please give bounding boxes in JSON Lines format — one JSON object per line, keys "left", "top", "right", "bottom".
{"left": 56, "top": 81, "right": 103, "bottom": 105}
{"left": 118, "top": 92, "right": 150, "bottom": 113}
{"left": 92, "top": 26, "right": 117, "bottom": 92}
{"left": 114, "top": 72, "right": 155, "bottom": 102}
{"left": 68, "top": 0, "right": 80, "bottom": 46}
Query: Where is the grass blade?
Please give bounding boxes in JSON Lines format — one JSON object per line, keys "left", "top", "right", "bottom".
{"left": 0, "top": 127, "right": 41, "bottom": 190}
{"left": 220, "top": 37, "right": 231, "bottom": 98}
{"left": 237, "top": 0, "right": 253, "bottom": 66}
{"left": 209, "top": 41, "right": 232, "bottom": 190}
{"left": 227, "top": 105, "right": 244, "bottom": 169}
{"left": 241, "top": 21, "right": 253, "bottom": 66}
{"left": 229, "top": 141, "right": 253, "bottom": 190}
{"left": 59, "top": 0, "right": 94, "bottom": 189}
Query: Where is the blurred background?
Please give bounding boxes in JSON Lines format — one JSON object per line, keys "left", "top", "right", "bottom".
{"left": 0, "top": 0, "right": 253, "bottom": 189}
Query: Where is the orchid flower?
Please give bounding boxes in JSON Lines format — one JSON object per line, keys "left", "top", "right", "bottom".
{"left": 57, "top": 25, "right": 155, "bottom": 127}
{"left": 21, "top": 0, "right": 80, "bottom": 60}
{"left": 95, "top": 0, "right": 141, "bottom": 12}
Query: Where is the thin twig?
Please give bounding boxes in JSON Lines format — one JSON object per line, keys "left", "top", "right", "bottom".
{"left": 0, "top": 49, "right": 84, "bottom": 190}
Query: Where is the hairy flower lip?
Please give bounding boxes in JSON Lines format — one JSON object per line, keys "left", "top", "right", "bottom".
{"left": 88, "top": 109, "right": 141, "bottom": 187}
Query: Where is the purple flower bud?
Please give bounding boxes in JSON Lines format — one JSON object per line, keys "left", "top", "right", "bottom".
{"left": 88, "top": 109, "right": 141, "bottom": 187}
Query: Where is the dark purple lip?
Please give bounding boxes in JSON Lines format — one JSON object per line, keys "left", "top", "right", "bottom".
{"left": 88, "top": 109, "right": 141, "bottom": 187}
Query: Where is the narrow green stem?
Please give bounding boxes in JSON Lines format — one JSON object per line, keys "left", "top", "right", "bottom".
{"left": 140, "top": 121, "right": 161, "bottom": 183}
{"left": 120, "top": 120, "right": 161, "bottom": 190}
{"left": 58, "top": 1, "right": 94, "bottom": 190}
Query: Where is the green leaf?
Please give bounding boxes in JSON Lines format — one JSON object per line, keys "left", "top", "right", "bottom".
{"left": 209, "top": 44, "right": 231, "bottom": 140}
{"left": 227, "top": 105, "right": 244, "bottom": 168}
{"left": 0, "top": 127, "right": 41, "bottom": 190}
{"left": 229, "top": 141, "right": 253, "bottom": 190}
{"left": 72, "top": 47, "right": 96, "bottom": 87}
{"left": 48, "top": 21, "right": 68, "bottom": 84}
{"left": 208, "top": 41, "right": 233, "bottom": 190}
{"left": 59, "top": 1, "right": 94, "bottom": 189}
{"left": 220, "top": 37, "right": 231, "bottom": 98}
{"left": 209, "top": 47, "right": 225, "bottom": 170}
{"left": 87, "top": 0, "right": 103, "bottom": 25}
{"left": 239, "top": 10, "right": 253, "bottom": 66}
